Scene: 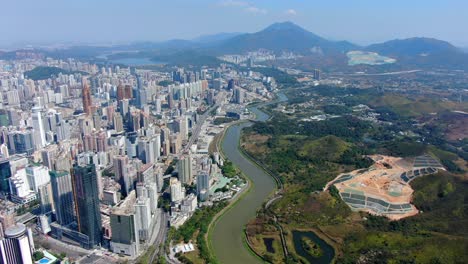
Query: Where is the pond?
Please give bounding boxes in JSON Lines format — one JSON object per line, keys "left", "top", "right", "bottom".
{"left": 263, "top": 237, "right": 275, "bottom": 253}
{"left": 292, "top": 230, "right": 335, "bottom": 264}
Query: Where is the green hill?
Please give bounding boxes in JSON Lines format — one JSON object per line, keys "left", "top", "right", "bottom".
{"left": 24, "top": 66, "right": 87, "bottom": 80}
{"left": 298, "top": 135, "right": 350, "bottom": 162}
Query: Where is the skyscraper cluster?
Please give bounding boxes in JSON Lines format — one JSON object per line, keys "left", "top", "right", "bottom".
{"left": 0, "top": 53, "right": 269, "bottom": 260}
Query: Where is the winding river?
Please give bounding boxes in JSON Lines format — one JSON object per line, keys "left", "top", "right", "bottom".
{"left": 210, "top": 94, "right": 285, "bottom": 264}
{"left": 210, "top": 92, "right": 336, "bottom": 263}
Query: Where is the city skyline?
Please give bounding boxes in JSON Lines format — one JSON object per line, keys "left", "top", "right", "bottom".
{"left": 0, "top": 1, "right": 466, "bottom": 263}
{"left": 1, "top": 0, "right": 468, "bottom": 48}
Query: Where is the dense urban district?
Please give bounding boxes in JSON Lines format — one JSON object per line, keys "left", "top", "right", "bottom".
{"left": 0, "top": 22, "right": 467, "bottom": 264}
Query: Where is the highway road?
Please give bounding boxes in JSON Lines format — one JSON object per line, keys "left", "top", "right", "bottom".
{"left": 148, "top": 211, "right": 169, "bottom": 263}
{"left": 182, "top": 91, "right": 227, "bottom": 154}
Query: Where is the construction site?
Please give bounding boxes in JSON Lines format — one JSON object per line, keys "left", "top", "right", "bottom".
{"left": 326, "top": 154, "right": 444, "bottom": 220}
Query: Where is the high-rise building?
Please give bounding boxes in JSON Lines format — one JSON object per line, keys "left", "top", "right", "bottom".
{"left": 25, "top": 165, "right": 50, "bottom": 192}
{"left": 124, "top": 85, "right": 133, "bottom": 100}
{"left": 207, "top": 89, "right": 215, "bottom": 105}
{"left": 32, "top": 103, "right": 46, "bottom": 149}
{"left": 137, "top": 135, "right": 160, "bottom": 165}
{"left": 233, "top": 87, "right": 243, "bottom": 104}
{"left": 196, "top": 173, "right": 210, "bottom": 201}
{"left": 0, "top": 159, "right": 11, "bottom": 194}
{"left": 145, "top": 183, "right": 158, "bottom": 214}
{"left": 6, "top": 90, "right": 20, "bottom": 106}
{"left": 177, "top": 155, "right": 193, "bottom": 185}
{"left": 155, "top": 98, "right": 162, "bottom": 114}
{"left": 130, "top": 111, "right": 141, "bottom": 132}
{"left": 227, "top": 79, "right": 235, "bottom": 90}
{"left": 9, "top": 168, "right": 36, "bottom": 204}
{"left": 212, "top": 79, "right": 222, "bottom": 90}
{"left": 82, "top": 78, "right": 92, "bottom": 115}
{"left": 170, "top": 177, "right": 184, "bottom": 202}
{"left": 9, "top": 130, "right": 35, "bottom": 155}
{"left": 37, "top": 183, "right": 54, "bottom": 214}
{"left": 137, "top": 163, "right": 154, "bottom": 184}
{"left": 110, "top": 191, "right": 139, "bottom": 257}
{"left": 116, "top": 84, "right": 125, "bottom": 101}
{"left": 113, "top": 112, "right": 124, "bottom": 133}
{"left": 92, "top": 113, "right": 102, "bottom": 130}
{"left": 113, "top": 155, "right": 138, "bottom": 198}
{"left": 136, "top": 180, "right": 158, "bottom": 216}
{"left": 134, "top": 196, "right": 152, "bottom": 241}
{"left": 181, "top": 194, "right": 197, "bottom": 213}
{"left": 169, "top": 134, "right": 181, "bottom": 155}
{"left": 135, "top": 88, "right": 147, "bottom": 108}
{"left": 113, "top": 155, "right": 128, "bottom": 183}
{"left": 121, "top": 164, "right": 136, "bottom": 198}
{"left": 137, "top": 137, "right": 155, "bottom": 164}
{"left": 168, "top": 94, "right": 175, "bottom": 109}
{"left": 119, "top": 99, "right": 130, "bottom": 119}
{"left": 83, "top": 131, "right": 108, "bottom": 152}
{"left": 313, "top": 69, "right": 321, "bottom": 80}
{"left": 0, "top": 223, "right": 34, "bottom": 264}
{"left": 50, "top": 170, "right": 75, "bottom": 226}
{"left": 125, "top": 132, "right": 139, "bottom": 158}
{"left": 71, "top": 164, "right": 102, "bottom": 248}
{"left": 41, "top": 145, "right": 58, "bottom": 170}
{"left": 176, "top": 117, "right": 189, "bottom": 141}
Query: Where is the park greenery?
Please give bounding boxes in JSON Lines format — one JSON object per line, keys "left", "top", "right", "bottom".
{"left": 32, "top": 251, "right": 44, "bottom": 261}
{"left": 221, "top": 160, "right": 238, "bottom": 178}
{"left": 169, "top": 201, "right": 227, "bottom": 264}
{"left": 158, "top": 80, "right": 174, "bottom": 87}
{"left": 24, "top": 66, "right": 87, "bottom": 80}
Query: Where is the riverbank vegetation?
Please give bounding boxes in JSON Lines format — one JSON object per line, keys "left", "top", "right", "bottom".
{"left": 241, "top": 85, "right": 468, "bottom": 263}
{"left": 213, "top": 117, "right": 238, "bottom": 125}
{"left": 245, "top": 214, "right": 284, "bottom": 264}
{"left": 168, "top": 201, "right": 227, "bottom": 264}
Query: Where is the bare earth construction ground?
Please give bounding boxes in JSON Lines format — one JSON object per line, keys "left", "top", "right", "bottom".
{"left": 326, "top": 154, "right": 444, "bottom": 220}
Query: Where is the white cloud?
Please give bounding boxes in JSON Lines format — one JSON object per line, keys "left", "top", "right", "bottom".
{"left": 218, "top": 1, "right": 267, "bottom": 15}
{"left": 219, "top": 1, "right": 248, "bottom": 7}
{"left": 285, "top": 9, "right": 297, "bottom": 16}
{"left": 245, "top": 6, "right": 267, "bottom": 14}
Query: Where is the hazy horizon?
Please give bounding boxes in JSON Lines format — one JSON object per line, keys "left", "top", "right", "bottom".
{"left": 2, "top": 0, "right": 468, "bottom": 49}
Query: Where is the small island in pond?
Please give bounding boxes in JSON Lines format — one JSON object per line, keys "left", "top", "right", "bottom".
{"left": 301, "top": 237, "right": 323, "bottom": 258}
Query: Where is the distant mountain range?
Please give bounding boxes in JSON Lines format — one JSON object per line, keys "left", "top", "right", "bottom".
{"left": 365, "top": 37, "right": 461, "bottom": 57}
{"left": 209, "top": 22, "right": 357, "bottom": 55}
{"left": 2, "top": 21, "right": 467, "bottom": 69}
{"left": 192, "top": 32, "right": 243, "bottom": 44}
{"left": 364, "top": 38, "right": 467, "bottom": 69}
{"left": 208, "top": 22, "right": 467, "bottom": 69}
{"left": 207, "top": 22, "right": 466, "bottom": 65}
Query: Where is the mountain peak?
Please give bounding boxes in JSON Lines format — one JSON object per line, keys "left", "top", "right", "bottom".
{"left": 264, "top": 21, "right": 304, "bottom": 32}
{"left": 213, "top": 21, "right": 357, "bottom": 54}
{"left": 366, "top": 37, "right": 460, "bottom": 56}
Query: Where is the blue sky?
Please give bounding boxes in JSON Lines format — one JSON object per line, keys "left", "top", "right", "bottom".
{"left": 1, "top": 0, "right": 467, "bottom": 47}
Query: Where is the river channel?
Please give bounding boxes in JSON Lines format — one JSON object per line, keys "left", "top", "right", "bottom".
{"left": 211, "top": 92, "right": 336, "bottom": 263}
{"left": 210, "top": 94, "right": 284, "bottom": 264}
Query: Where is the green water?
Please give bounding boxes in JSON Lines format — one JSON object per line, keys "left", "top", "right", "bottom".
{"left": 292, "top": 231, "right": 335, "bottom": 264}
{"left": 211, "top": 122, "right": 276, "bottom": 263}
{"left": 210, "top": 95, "right": 287, "bottom": 263}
